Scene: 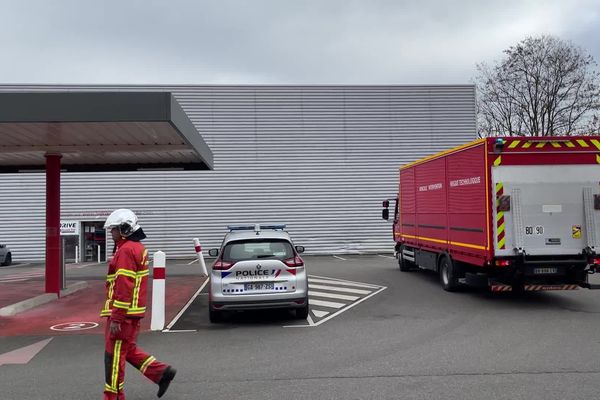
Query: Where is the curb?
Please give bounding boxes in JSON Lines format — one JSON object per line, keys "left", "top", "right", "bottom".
{"left": 0, "top": 281, "right": 89, "bottom": 317}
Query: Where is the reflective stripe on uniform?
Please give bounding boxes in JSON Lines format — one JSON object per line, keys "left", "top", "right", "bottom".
{"left": 110, "top": 340, "right": 122, "bottom": 393}
{"left": 131, "top": 269, "right": 149, "bottom": 311}
{"left": 139, "top": 355, "right": 156, "bottom": 373}
{"left": 112, "top": 300, "right": 131, "bottom": 309}
{"left": 126, "top": 308, "right": 146, "bottom": 315}
{"left": 104, "top": 384, "right": 118, "bottom": 394}
{"left": 115, "top": 268, "right": 137, "bottom": 279}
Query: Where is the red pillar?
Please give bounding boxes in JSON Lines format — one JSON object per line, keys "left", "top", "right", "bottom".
{"left": 45, "top": 154, "right": 62, "bottom": 295}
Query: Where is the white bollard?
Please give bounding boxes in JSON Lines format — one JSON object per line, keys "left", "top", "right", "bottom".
{"left": 75, "top": 245, "right": 79, "bottom": 264}
{"left": 193, "top": 238, "right": 208, "bottom": 276}
{"left": 150, "top": 250, "right": 166, "bottom": 331}
{"left": 97, "top": 245, "right": 101, "bottom": 263}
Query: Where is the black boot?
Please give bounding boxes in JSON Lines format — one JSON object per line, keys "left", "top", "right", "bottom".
{"left": 157, "top": 366, "right": 177, "bottom": 398}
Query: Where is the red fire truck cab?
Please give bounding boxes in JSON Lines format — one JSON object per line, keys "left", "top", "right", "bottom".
{"left": 382, "top": 136, "right": 600, "bottom": 292}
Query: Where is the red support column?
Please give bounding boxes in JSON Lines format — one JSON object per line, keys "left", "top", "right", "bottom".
{"left": 45, "top": 154, "right": 62, "bottom": 295}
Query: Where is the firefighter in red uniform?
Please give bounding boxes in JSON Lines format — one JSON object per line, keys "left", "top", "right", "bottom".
{"left": 101, "top": 209, "right": 176, "bottom": 399}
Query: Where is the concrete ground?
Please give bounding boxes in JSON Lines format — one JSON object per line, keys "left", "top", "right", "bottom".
{"left": 1, "top": 255, "right": 600, "bottom": 400}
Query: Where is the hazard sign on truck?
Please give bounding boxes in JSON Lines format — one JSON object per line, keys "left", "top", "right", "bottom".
{"left": 382, "top": 136, "right": 600, "bottom": 292}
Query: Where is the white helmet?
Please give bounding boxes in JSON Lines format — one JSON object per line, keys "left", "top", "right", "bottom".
{"left": 104, "top": 209, "right": 140, "bottom": 237}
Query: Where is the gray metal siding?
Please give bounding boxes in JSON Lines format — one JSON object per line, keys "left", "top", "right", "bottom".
{"left": 0, "top": 85, "right": 476, "bottom": 261}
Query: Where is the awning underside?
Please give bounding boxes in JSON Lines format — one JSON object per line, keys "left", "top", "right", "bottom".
{"left": 0, "top": 121, "right": 208, "bottom": 172}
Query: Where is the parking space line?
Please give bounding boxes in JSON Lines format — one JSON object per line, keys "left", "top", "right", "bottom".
{"left": 163, "top": 278, "right": 210, "bottom": 332}
{"left": 308, "top": 291, "right": 359, "bottom": 301}
{"left": 186, "top": 259, "right": 198, "bottom": 265}
{"left": 308, "top": 284, "right": 371, "bottom": 295}
{"left": 308, "top": 277, "right": 380, "bottom": 289}
{"left": 332, "top": 255, "right": 347, "bottom": 261}
{"left": 312, "top": 310, "right": 329, "bottom": 318}
{"left": 309, "top": 299, "right": 345, "bottom": 309}
{"left": 377, "top": 254, "right": 396, "bottom": 259}
{"left": 286, "top": 285, "right": 387, "bottom": 328}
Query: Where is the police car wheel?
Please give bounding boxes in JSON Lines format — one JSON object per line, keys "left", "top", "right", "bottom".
{"left": 208, "top": 302, "right": 223, "bottom": 323}
{"left": 295, "top": 300, "right": 309, "bottom": 319}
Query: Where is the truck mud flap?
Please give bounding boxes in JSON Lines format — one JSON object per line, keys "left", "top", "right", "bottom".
{"left": 463, "top": 273, "right": 489, "bottom": 288}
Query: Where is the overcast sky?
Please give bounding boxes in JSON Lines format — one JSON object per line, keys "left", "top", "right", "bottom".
{"left": 1, "top": 0, "right": 598, "bottom": 85}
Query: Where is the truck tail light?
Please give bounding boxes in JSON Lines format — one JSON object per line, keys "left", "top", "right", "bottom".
{"left": 212, "top": 259, "right": 234, "bottom": 270}
{"left": 284, "top": 255, "right": 304, "bottom": 268}
{"left": 495, "top": 259, "right": 511, "bottom": 267}
{"left": 592, "top": 258, "right": 600, "bottom": 265}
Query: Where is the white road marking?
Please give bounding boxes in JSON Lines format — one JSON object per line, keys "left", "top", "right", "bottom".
{"left": 308, "top": 284, "right": 371, "bottom": 295}
{"left": 163, "top": 278, "right": 210, "bottom": 331}
{"left": 377, "top": 254, "right": 396, "bottom": 259}
{"left": 311, "top": 310, "right": 330, "bottom": 318}
{"left": 309, "top": 290, "right": 359, "bottom": 301}
{"left": 332, "top": 255, "right": 347, "bottom": 261}
{"left": 162, "top": 329, "right": 197, "bottom": 333}
{"left": 186, "top": 259, "right": 198, "bottom": 265}
{"left": 306, "top": 314, "right": 315, "bottom": 326}
{"left": 308, "top": 277, "right": 380, "bottom": 289}
{"left": 309, "top": 299, "right": 345, "bottom": 309}
{"left": 286, "top": 285, "right": 388, "bottom": 328}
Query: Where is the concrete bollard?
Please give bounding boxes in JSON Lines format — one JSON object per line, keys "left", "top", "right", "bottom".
{"left": 150, "top": 250, "right": 166, "bottom": 331}
{"left": 193, "top": 238, "right": 208, "bottom": 276}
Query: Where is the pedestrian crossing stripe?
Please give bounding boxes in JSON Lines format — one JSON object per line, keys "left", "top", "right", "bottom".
{"left": 284, "top": 274, "right": 387, "bottom": 328}
{"left": 311, "top": 310, "right": 329, "bottom": 318}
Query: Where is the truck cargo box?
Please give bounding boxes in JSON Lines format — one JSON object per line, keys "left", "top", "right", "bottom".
{"left": 383, "top": 136, "right": 600, "bottom": 292}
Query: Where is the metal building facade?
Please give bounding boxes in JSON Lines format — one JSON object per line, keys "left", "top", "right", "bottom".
{"left": 0, "top": 85, "right": 476, "bottom": 261}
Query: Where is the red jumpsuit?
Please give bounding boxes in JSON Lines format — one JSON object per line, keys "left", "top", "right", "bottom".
{"left": 101, "top": 239, "right": 168, "bottom": 400}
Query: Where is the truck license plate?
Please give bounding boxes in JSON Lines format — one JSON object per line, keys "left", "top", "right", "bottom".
{"left": 534, "top": 267, "right": 558, "bottom": 275}
{"left": 244, "top": 282, "right": 275, "bottom": 291}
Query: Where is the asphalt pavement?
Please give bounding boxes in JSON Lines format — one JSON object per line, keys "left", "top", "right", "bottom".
{"left": 1, "top": 255, "right": 600, "bottom": 400}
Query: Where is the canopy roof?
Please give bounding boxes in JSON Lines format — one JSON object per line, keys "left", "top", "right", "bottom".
{"left": 0, "top": 92, "right": 213, "bottom": 172}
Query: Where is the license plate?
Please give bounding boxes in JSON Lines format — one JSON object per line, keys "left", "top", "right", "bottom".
{"left": 244, "top": 282, "right": 275, "bottom": 291}
{"left": 534, "top": 267, "right": 558, "bottom": 274}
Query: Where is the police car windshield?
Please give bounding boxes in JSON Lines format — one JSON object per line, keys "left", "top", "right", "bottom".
{"left": 222, "top": 239, "right": 294, "bottom": 262}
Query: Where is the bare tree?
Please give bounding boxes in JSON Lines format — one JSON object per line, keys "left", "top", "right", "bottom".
{"left": 475, "top": 35, "right": 600, "bottom": 137}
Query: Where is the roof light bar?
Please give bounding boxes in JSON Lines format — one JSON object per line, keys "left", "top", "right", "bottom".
{"left": 227, "top": 224, "right": 287, "bottom": 232}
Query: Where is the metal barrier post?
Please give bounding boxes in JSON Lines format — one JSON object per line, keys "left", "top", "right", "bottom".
{"left": 151, "top": 251, "right": 166, "bottom": 331}
{"left": 193, "top": 238, "right": 208, "bottom": 276}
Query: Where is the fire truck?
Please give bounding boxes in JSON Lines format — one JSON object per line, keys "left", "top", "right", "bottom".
{"left": 382, "top": 136, "right": 600, "bottom": 292}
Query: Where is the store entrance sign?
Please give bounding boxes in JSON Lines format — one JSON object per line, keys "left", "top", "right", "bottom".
{"left": 60, "top": 221, "right": 80, "bottom": 236}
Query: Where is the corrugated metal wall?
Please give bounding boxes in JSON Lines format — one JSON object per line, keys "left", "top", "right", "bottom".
{"left": 0, "top": 85, "right": 476, "bottom": 261}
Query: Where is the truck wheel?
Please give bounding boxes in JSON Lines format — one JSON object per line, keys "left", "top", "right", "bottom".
{"left": 439, "top": 255, "right": 460, "bottom": 292}
{"left": 398, "top": 245, "right": 413, "bottom": 272}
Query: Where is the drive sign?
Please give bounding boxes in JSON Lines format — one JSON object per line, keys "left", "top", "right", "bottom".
{"left": 60, "top": 220, "right": 80, "bottom": 236}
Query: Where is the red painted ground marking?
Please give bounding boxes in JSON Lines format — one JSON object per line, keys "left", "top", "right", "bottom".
{"left": 0, "top": 276, "right": 207, "bottom": 337}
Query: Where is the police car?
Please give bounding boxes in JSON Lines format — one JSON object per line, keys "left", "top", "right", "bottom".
{"left": 207, "top": 224, "right": 308, "bottom": 322}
